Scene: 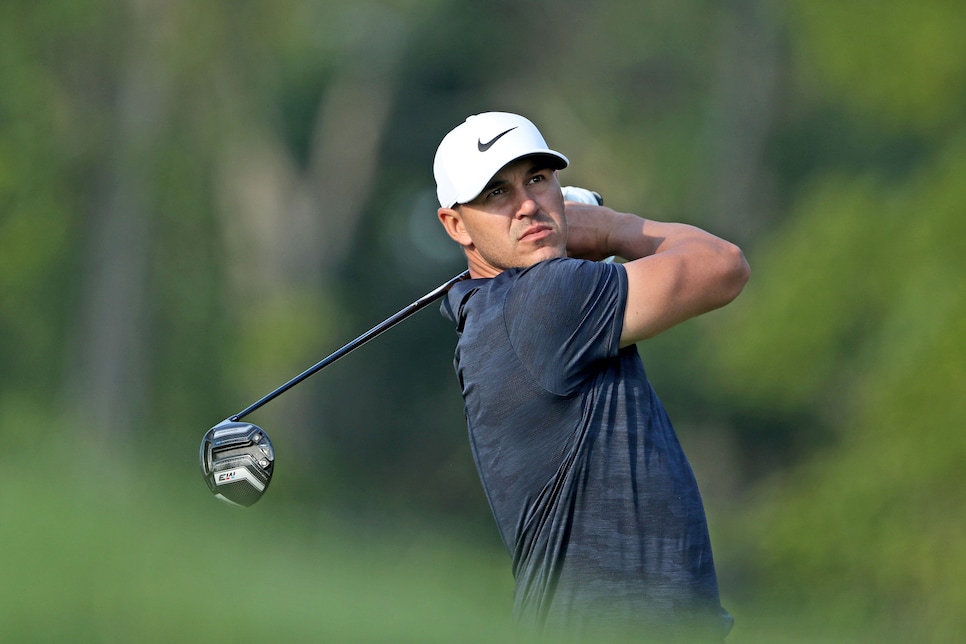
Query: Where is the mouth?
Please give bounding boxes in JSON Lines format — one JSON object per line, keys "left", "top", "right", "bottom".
{"left": 518, "top": 224, "right": 554, "bottom": 244}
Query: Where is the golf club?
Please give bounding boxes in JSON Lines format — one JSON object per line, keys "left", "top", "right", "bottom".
{"left": 199, "top": 269, "right": 471, "bottom": 507}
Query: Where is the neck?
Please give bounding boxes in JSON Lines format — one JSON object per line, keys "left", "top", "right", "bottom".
{"left": 465, "top": 251, "right": 501, "bottom": 279}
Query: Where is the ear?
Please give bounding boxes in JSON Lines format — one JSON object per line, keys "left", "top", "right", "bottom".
{"left": 438, "top": 207, "right": 473, "bottom": 248}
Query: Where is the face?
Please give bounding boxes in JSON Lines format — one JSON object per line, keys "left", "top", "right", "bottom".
{"left": 437, "top": 157, "right": 567, "bottom": 277}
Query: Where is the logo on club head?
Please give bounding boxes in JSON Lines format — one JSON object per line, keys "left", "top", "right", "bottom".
{"left": 213, "top": 467, "right": 266, "bottom": 491}
{"left": 217, "top": 471, "right": 238, "bottom": 483}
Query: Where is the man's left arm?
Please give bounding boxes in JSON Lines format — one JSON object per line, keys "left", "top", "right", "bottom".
{"left": 565, "top": 202, "right": 750, "bottom": 345}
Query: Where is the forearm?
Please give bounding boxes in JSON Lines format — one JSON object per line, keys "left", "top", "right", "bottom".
{"left": 565, "top": 204, "right": 651, "bottom": 260}
{"left": 566, "top": 203, "right": 708, "bottom": 261}
{"left": 605, "top": 212, "right": 687, "bottom": 261}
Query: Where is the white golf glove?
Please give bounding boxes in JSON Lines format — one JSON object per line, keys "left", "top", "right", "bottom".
{"left": 561, "top": 186, "right": 603, "bottom": 205}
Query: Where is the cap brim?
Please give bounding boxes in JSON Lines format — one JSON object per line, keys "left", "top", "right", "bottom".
{"left": 452, "top": 150, "right": 569, "bottom": 206}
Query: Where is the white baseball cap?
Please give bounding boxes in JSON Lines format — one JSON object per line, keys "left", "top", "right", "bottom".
{"left": 433, "top": 112, "right": 569, "bottom": 208}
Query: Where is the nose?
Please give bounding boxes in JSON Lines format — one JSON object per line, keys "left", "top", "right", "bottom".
{"left": 513, "top": 189, "right": 539, "bottom": 219}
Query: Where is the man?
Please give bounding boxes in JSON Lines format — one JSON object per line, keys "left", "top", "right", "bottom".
{"left": 433, "top": 112, "right": 749, "bottom": 640}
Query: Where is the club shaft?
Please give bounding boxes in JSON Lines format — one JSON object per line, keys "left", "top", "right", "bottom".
{"left": 230, "top": 270, "right": 470, "bottom": 422}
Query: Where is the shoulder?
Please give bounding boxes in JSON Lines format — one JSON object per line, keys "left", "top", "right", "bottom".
{"left": 442, "top": 259, "right": 627, "bottom": 327}
{"left": 506, "top": 259, "right": 629, "bottom": 393}
{"left": 503, "top": 259, "right": 628, "bottom": 349}
{"left": 506, "top": 258, "right": 626, "bottom": 309}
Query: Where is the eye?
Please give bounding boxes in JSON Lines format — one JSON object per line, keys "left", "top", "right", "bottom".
{"left": 484, "top": 186, "right": 506, "bottom": 200}
{"left": 528, "top": 169, "right": 552, "bottom": 185}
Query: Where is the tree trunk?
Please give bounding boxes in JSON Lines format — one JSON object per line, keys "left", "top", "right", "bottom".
{"left": 65, "top": 0, "right": 171, "bottom": 446}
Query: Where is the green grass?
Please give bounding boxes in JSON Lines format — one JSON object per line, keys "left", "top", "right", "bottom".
{"left": 1, "top": 439, "right": 909, "bottom": 643}
{"left": 0, "top": 443, "right": 515, "bottom": 642}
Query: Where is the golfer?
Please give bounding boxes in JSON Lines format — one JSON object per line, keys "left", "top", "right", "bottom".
{"left": 434, "top": 112, "right": 749, "bottom": 640}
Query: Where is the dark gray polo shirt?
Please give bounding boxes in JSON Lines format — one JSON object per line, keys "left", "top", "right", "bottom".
{"left": 441, "top": 258, "right": 730, "bottom": 639}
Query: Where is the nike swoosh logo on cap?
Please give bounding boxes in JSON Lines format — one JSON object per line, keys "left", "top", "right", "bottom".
{"left": 477, "top": 127, "right": 517, "bottom": 152}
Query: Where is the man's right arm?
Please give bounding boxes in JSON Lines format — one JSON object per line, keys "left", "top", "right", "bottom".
{"left": 565, "top": 203, "right": 750, "bottom": 346}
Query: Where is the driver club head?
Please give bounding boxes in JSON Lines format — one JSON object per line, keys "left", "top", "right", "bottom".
{"left": 199, "top": 421, "right": 275, "bottom": 507}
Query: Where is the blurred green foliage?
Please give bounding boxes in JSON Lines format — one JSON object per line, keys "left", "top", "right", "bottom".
{"left": 705, "top": 1, "right": 966, "bottom": 639}
{"left": 2, "top": 0, "right": 965, "bottom": 640}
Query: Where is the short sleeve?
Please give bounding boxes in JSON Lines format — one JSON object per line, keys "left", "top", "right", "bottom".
{"left": 503, "top": 258, "right": 627, "bottom": 396}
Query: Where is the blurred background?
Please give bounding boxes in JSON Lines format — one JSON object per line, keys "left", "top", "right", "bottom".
{"left": 2, "top": 0, "right": 964, "bottom": 641}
